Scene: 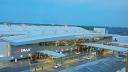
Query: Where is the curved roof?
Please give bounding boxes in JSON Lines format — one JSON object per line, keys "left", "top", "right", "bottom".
{"left": 0, "top": 24, "right": 91, "bottom": 35}
{"left": 39, "top": 50, "right": 65, "bottom": 58}
{"left": 0, "top": 25, "right": 112, "bottom": 46}
{"left": 2, "top": 33, "right": 102, "bottom": 46}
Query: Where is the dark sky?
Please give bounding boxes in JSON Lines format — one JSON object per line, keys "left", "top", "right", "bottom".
{"left": 0, "top": 0, "right": 128, "bottom": 27}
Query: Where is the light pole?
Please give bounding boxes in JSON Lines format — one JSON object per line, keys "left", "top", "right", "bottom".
{"left": 28, "top": 59, "right": 31, "bottom": 72}
{"left": 126, "top": 52, "right": 128, "bottom": 72}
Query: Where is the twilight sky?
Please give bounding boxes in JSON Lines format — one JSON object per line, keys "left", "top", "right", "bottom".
{"left": 0, "top": 0, "right": 128, "bottom": 27}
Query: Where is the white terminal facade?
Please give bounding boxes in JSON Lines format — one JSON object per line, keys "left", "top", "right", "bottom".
{"left": 0, "top": 24, "right": 117, "bottom": 59}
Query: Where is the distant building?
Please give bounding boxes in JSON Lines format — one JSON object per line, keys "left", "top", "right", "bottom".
{"left": 106, "top": 27, "right": 128, "bottom": 36}
{"left": 112, "top": 36, "right": 128, "bottom": 43}
{"left": 0, "top": 24, "right": 111, "bottom": 59}
{"left": 94, "top": 28, "right": 107, "bottom": 34}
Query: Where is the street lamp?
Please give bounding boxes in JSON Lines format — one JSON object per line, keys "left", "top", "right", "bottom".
{"left": 126, "top": 52, "right": 128, "bottom": 72}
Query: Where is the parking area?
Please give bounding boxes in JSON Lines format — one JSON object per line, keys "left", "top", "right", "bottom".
{"left": 29, "top": 46, "right": 112, "bottom": 72}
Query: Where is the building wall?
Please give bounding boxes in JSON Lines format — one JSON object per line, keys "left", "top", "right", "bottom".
{"left": 10, "top": 44, "right": 76, "bottom": 59}
{"left": 0, "top": 24, "right": 89, "bottom": 36}
{"left": 106, "top": 27, "right": 128, "bottom": 36}
{"left": 0, "top": 42, "right": 10, "bottom": 57}
{"left": 94, "top": 28, "right": 106, "bottom": 34}
{"left": 113, "top": 36, "right": 128, "bottom": 43}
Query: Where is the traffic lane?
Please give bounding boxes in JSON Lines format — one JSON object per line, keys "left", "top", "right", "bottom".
{"left": 55, "top": 60, "right": 88, "bottom": 71}
{"left": 0, "top": 64, "right": 30, "bottom": 72}
{"left": 0, "top": 62, "right": 39, "bottom": 72}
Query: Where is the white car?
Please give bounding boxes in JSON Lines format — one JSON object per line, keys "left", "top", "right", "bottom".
{"left": 54, "top": 64, "right": 62, "bottom": 68}
{"left": 86, "top": 56, "right": 91, "bottom": 60}
{"left": 75, "top": 52, "right": 80, "bottom": 54}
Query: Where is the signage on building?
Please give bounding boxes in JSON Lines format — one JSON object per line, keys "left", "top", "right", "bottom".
{"left": 16, "top": 48, "right": 31, "bottom": 54}
{"left": 21, "top": 48, "right": 31, "bottom": 52}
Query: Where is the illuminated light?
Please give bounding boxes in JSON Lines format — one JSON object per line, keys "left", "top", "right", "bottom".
{"left": 28, "top": 54, "right": 32, "bottom": 59}
{"left": 5, "top": 44, "right": 10, "bottom": 48}
{"left": 60, "top": 52, "right": 62, "bottom": 54}
{"left": 16, "top": 48, "right": 31, "bottom": 54}
{"left": 20, "top": 55, "right": 23, "bottom": 58}
{"left": 21, "top": 48, "right": 31, "bottom": 52}
{"left": 0, "top": 55, "right": 4, "bottom": 57}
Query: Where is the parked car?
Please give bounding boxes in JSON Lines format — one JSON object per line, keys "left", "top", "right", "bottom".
{"left": 75, "top": 52, "right": 81, "bottom": 54}
{"left": 54, "top": 64, "right": 62, "bottom": 68}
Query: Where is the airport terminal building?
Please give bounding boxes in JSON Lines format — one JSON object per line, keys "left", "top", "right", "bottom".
{"left": 0, "top": 24, "right": 127, "bottom": 72}
{"left": 0, "top": 24, "right": 112, "bottom": 59}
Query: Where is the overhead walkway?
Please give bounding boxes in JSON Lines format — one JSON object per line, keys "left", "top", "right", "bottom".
{"left": 80, "top": 43, "right": 128, "bottom": 72}
{"left": 39, "top": 50, "right": 65, "bottom": 58}
{"left": 81, "top": 43, "right": 128, "bottom": 52}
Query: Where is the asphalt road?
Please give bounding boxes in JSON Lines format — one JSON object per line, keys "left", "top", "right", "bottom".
{"left": 0, "top": 62, "right": 32, "bottom": 72}
{"left": 0, "top": 61, "right": 39, "bottom": 72}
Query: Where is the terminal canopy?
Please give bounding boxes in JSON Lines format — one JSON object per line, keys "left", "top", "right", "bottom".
{"left": 2, "top": 33, "right": 113, "bottom": 46}
{"left": 39, "top": 50, "right": 65, "bottom": 58}
{"left": 81, "top": 43, "right": 128, "bottom": 52}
